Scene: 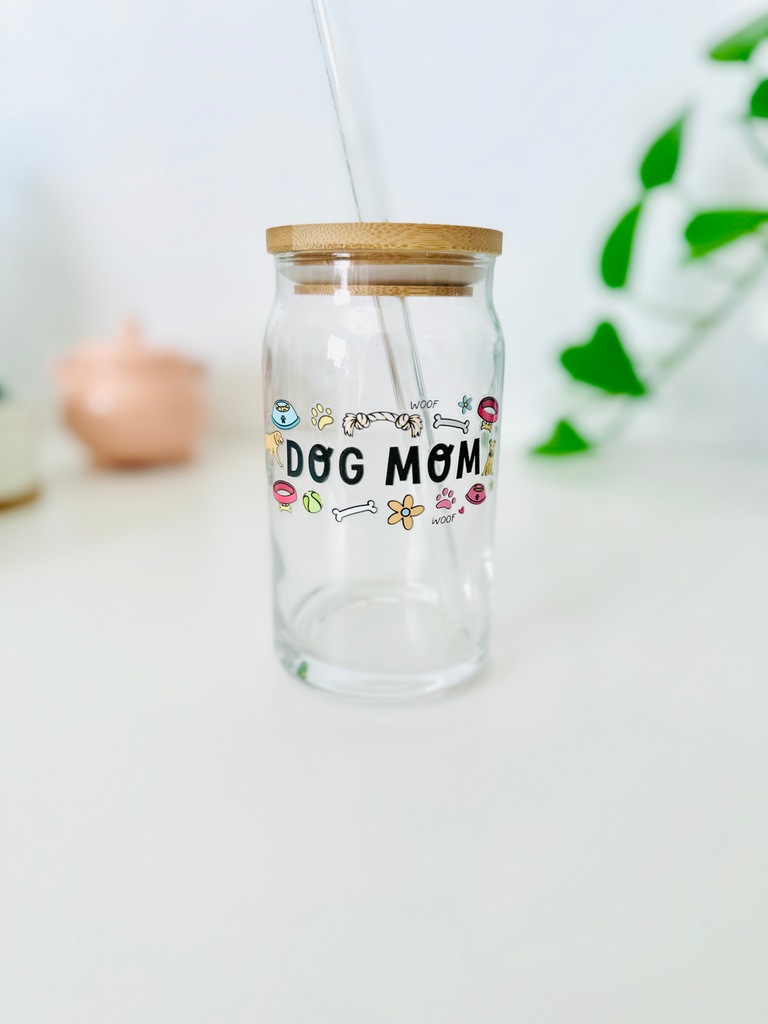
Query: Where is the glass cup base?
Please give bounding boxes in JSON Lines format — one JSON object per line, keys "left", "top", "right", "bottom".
{"left": 275, "top": 582, "right": 486, "bottom": 703}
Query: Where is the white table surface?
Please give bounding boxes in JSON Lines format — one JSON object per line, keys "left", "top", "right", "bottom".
{"left": 1, "top": 434, "right": 766, "bottom": 1023}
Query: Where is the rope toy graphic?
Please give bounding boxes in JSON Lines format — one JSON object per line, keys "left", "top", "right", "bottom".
{"left": 342, "top": 411, "right": 423, "bottom": 438}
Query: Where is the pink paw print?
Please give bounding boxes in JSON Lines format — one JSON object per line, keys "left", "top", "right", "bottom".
{"left": 435, "top": 488, "right": 456, "bottom": 510}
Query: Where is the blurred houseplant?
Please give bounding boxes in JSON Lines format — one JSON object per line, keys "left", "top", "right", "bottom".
{"left": 534, "top": 12, "right": 768, "bottom": 455}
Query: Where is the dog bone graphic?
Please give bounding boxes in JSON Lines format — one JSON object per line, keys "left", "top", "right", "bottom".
{"left": 433, "top": 413, "right": 469, "bottom": 433}
{"left": 331, "top": 499, "right": 378, "bottom": 522}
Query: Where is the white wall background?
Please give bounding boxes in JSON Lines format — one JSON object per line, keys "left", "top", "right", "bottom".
{"left": 1, "top": 0, "right": 767, "bottom": 450}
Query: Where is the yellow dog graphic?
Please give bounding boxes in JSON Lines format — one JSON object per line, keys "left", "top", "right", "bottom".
{"left": 481, "top": 439, "right": 495, "bottom": 477}
{"left": 265, "top": 430, "right": 284, "bottom": 468}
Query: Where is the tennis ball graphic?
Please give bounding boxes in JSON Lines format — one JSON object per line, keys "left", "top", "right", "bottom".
{"left": 302, "top": 490, "right": 322, "bottom": 513}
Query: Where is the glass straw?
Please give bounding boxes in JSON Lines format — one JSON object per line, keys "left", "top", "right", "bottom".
{"left": 310, "top": 0, "right": 430, "bottom": 423}
{"left": 310, "top": 0, "right": 465, "bottom": 623}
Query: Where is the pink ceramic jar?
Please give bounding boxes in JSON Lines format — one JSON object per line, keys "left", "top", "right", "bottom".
{"left": 56, "top": 321, "right": 205, "bottom": 467}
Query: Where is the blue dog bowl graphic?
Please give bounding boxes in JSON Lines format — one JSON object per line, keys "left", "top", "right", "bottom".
{"left": 271, "top": 399, "right": 300, "bottom": 430}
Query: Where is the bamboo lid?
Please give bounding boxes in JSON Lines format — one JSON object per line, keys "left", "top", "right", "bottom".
{"left": 266, "top": 222, "right": 502, "bottom": 256}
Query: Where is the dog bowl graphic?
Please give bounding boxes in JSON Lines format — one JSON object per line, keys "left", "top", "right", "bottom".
{"left": 465, "top": 482, "right": 486, "bottom": 505}
{"left": 271, "top": 399, "right": 300, "bottom": 430}
{"left": 273, "top": 479, "right": 298, "bottom": 511}
{"left": 477, "top": 396, "right": 499, "bottom": 432}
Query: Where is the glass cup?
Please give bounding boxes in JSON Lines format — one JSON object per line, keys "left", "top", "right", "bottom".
{"left": 263, "top": 222, "right": 504, "bottom": 701}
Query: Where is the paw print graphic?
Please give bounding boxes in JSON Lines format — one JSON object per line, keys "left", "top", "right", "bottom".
{"left": 435, "top": 488, "right": 456, "bottom": 510}
{"left": 311, "top": 404, "right": 334, "bottom": 430}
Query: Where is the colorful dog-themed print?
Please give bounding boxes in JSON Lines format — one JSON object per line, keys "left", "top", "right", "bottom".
{"left": 342, "top": 410, "right": 423, "bottom": 438}
{"left": 273, "top": 479, "right": 297, "bottom": 511}
{"left": 387, "top": 494, "right": 425, "bottom": 530}
{"left": 433, "top": 413, "right": 469, "bottom": 433}
{"left": 266, "top": 392, "right": 498, "bottom": 527}
{"left": 302, "top": 490, "right": 323, "bottom": 513}
{"left": 332, "top": 500, "right": 377, "bottom": 522}
{"left": 271, "top": 399, "right": 300, "bottom": 430}
{"left": 481, "top": 440, "right": 496, "bottom": 476}
{"left": 265, "top": 430, "right": 284, "bottom": 467}
{"left": 465, "top": 482, "right": 486, "bottom": 506}
{"left": 310, "top": 404, "right": 334, "bottom": 430}
{"left": 477, "top": 396, "right": 499, "bottom": 432}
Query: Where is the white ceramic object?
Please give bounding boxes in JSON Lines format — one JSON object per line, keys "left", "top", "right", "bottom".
{"left": 0, "top": 399, "right": 38, "bottom": 509}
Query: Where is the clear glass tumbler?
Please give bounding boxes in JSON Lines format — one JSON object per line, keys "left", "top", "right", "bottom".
{"left": 263, "top": 223, "right": 504, "bottom": 701}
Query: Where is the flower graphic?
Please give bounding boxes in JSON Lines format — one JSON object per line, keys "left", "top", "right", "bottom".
{"left": 387, "top": 493, "right": 424, "bottom": 530}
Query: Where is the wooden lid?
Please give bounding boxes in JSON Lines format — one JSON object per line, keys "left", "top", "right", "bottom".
{"left": 266, "top": 222, "right": 502, "bottom": 256}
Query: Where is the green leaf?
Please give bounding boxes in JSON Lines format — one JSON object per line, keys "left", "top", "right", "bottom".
{"left": 532, "top": 420, "right": 591, "bottom": 456}
{"left": 561, "top": 321, "right": 647, "bottom": 396}
{"left": 640, "top": 117, "right": 684, "bottom": 189}
{"left": 749, "top": 79, "right": 768, "bottom": 117}
{"left": 685, "top": 210, "right": 768, "bottom": 257}
{"left": 601, "top": 203, "right": 642, "bottom": 288}
{"left": 709, "top": 14, "right": 768, "bottom": 61}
